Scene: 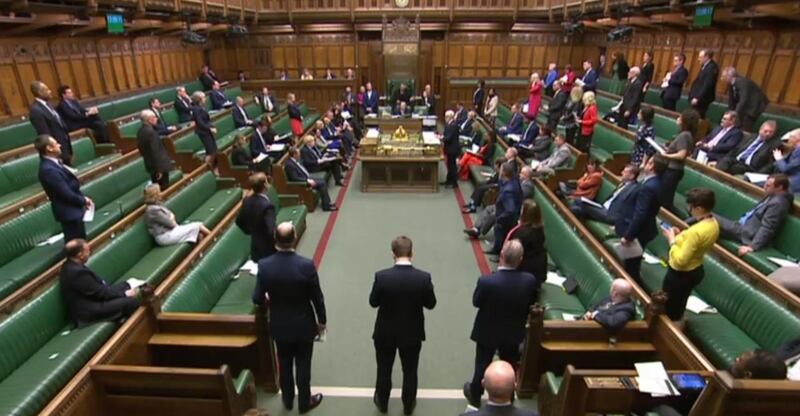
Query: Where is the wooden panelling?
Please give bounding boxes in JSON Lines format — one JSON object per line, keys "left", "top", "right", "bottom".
{"left": 0, "top": 36, "right": 203, "bottom": 120}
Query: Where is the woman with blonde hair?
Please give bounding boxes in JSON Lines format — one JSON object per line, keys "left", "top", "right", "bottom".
{"left": 575, "top": 91, "right": 599, "bottom": 153}
{"left": 561, "top": 85, "right": 584, "bottom": 144}
{"left": 527, "top": 72, "right": 543, "bottom": 120}
{"left": 143, "top": 184, "right": 210, "bottom": 246}
{"left": 506, "top": 199, "right": 547, "bottom": 284}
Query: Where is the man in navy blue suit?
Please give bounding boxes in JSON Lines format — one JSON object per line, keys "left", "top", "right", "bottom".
{"left": 35, "top": 134, "right": 93, "bottom": 242}
{"left": 285, "top": 147, "right": 337, "bottom": 212}
{"left": 473, "top": 80, "right": 486, "bottom": 117}
{"left": 442, "top": 110, "right": 461, "bottom": 188}
{"left": 252, "top": 223, "right": 326, "bottom": 414}
{"left": 488, "top": 162, "right": 523, "bottom": 256}
{"left": 209, "top": 81, "right": 229, "bottom": 110}
{"left": 29, "top": 81, "right": 73, "bottom": 165}
{"left": 56, "top": 85, "right": 110, "bottom": 143}
{"left": 694, "top": 111, "right": 743, "bottom": 162}
{"left": 369, "top": 236, "right": 437, "bottom": 415}
{"left": 579, "top": 60, "right": 599, "bottom": 92}
{"left": 499, "top": 104, "right": 524, "bottom": 137}
{"left": 232, "top": 96, "right": 256, "bottom": 128}
{"left": 463, "top": 240, "right": 538, "bottom": 408}
{"left": 364, "top": 81, "right": 379, "bottom": 115}
{"left": 148, "top": 98, "right": 177, "bottom": 136}
{"left": 615, "top": 155, "right": 667, "bottom": 284}
{"left": 661, "top": 53, "right": 689, "bottom": 111}
{"left": 235, "top": 173, "right": 277, "bottom": 261}
{"left": 174, "top": 86, "right": 194, "bottom": 123}
{"left": 571, "top": 164, "right": 640, "bottom": 224}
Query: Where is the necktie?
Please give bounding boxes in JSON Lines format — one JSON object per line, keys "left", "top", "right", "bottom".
{"left": 239, "top": 106, "right": 249, "bottom": 123}
{"left": 737, "top": 138, "right": 763, "bottom": 164}
{"left": 707, "top": 127, "right": 730, "bottom": 148}
{"left": 257, "top": 130, "right": 267, "bottom": 150}
{"left": 739, "top": 198, "right": 767, "bottom": 225}
{"left": 45, "top": 102, "right": 65, "bottom": 127}
{"left": 68, "top": 100, "right": 80, "bottom": 113}
{"left": 604, "top": 183, "right": 627, "bottom": 210}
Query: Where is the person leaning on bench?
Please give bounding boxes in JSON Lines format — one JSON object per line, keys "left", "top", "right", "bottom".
{"left": 56, "top": 85, "right": 110, "bottom": 143}
{"left": 60, "top": 239, "right": 142, "bottom": 328}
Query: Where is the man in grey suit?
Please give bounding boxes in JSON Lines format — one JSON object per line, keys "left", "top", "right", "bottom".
{"left": 571, "top": 164, "right": 639, "bottom": 224}
{"left": 465, "top": 166, "right": 535, "bottom": 239}
{"left": 723, "top": 66, "right": 769, "bottom": 132}
{"left": 532, "top": 134, "right": 570, "bottom": 177}
{"left": 715, "top": 174, "right": 793, "bottom": 257}
{"left": 460, "top": 361, "right": 538, "bottom": 416}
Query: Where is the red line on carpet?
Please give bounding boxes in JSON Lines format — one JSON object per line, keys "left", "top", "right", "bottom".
{"left": 453, "top": 184, "right": 492, "bottom": 276}
{"left": 313, "top": 152, "right": 357, "bottom": 268}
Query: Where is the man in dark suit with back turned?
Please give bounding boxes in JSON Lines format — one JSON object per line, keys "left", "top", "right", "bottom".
{"left": 688, "top": 49, "right": 719, "bottom": 119}
{"left": 370, "top": 236, "right": 437, "bottom": 415}
{"left": 722, "top": 66, "right": 770, "bottom": 132}
{"left": 137, "top": 110, "right": 173, "bottom": 191}
{"left": 175, "top": 86, "right": 194, "bottom": 123}
{"left": 442, "top": 110, "right": 461, "bottom": 188}
{"left": 285, "top": 147, "right": 337, "bottom": 212}
{"left": 252, "top": 223, "right": 326, "bottom": 414}
{"left": 461, "top": 361, "right": 538, "bottom": 416}
{"left": 56, "top": 85, "right": 110, "bottom": 143}
{"left": 30, "top": 80, "right": 73, "bottom": 165}
{"left": 716, "top": 120, "right": 780, "bottom": 174}
{"left": 36, "top": 134, "right": 93, "bottom": 242}
{"left": 464, "top": 240, "right": 538, "bottom": 408}
{"left": 236, "top": 173, "right": 278, "bottom": 262}
{"left": 60, "top": 239, "right": 141, "bottom": 328}
{"left": 660, "top": 53, "right": 689, "bottom": 111}
{"left": 615, "top": 155, "right": 666, "bottom": 285}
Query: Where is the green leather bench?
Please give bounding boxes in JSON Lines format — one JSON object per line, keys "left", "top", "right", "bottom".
{"left": 96, "top": 80, "right": 206, "bottom": 122}
{"left": 0, "top": 159, "right": 183, "bottom": 302}
{"left": 0, "top": 137, "right": 119, "bottom": 208}
{"left": 589, "top": 124, "right": 632, "bottom": 164}
{"left": 0, "top": 122, "right": 37, "bottom": 154}
{"left": 0, "top": 171, "right": 238, "bottom": 416}
{"left": 163, "top": 188, "right": 307, "bottom": 316}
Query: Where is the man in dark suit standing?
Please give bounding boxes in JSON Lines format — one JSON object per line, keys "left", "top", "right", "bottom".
{"left": 252, "top": 223, "right": 326, "bottom": 414}
{"left": 455, "top": 102, "right": 468, "bottom": 126}
{"left": 615, "top": 155, "right": 666, "bottom": 284}
{"left": 35, "top": 134, "right": 93, "bottom": 242}
{"left": 148, "top": 98, "right": 177, "bottom": 136}
{"left": 56, "top": 85, "right": 110, "bottom": 143}
{"left": 688, "top": 49, "right": 720, "bottom": 119}
{"left": 442, "top": 110, "right": 461, "bottom": 188}
{"left": 236, "top": 173, "right": 278, "bottom": 261}
{"left": 722, "top": 66, "right": 770, "bottom": 132}
{"left": 473, "top": 80, "right": 486, "bottom": 117}
{"left": 285, "top": 147, "right": 337, "bottom": 211}
{"left": 369, "top": 236, "right": 437, "bottom": 415}
{"left": 571, "top": 164, "right": 640, "bottom": 224}
{"left": 460, "top": 361, "right": 538, "bottom": 416}
{"left": 255, "top": 86, "right": 279, "bottom": 115}
{"left": 422, "top": 84, "right": 436, "bottom": 116}
{"left": 137, "top": 110, "right": 173, "bottom": 190}
{"left": 660, "top": 53, "right": 689, "bottom": 111}
{"left": 694, "top": 110, "right": 743, "bottom": 162}
{"left": 29, "top": 81, "right": 73, "bottom": 165}
{"left": 232, "top": 96, "right": 256, "bottom": 128}
{"left": 488, "top": 162, "right": 523, "bottom": 256}
{"left": 579, "top": 60, "right": 599, "bottom": 93}
{"left": 199, "top": 64, "right": 217, "bottom": 90}
{"left": 717, "top": 120, "right": 780, "bottom": 174}
{"left": 546, "top": 82, "right": 568, "bottom": 131}
{"left": 210, "top": 81, "right": 229, "bottom": 111}
{"left": 60, "top": 239, "right": 141, "bottom": 327}
{"left": 175, "top": 86, "right": 194, "bottom": 123}
{"left": 618, "top": 67, "right": 645, "bottom": 129}
{"left": 463, "top": 240, "right": 538, "bottom": 408}
{"left": 364, "top": 81, "right": 379, "bottom": 115}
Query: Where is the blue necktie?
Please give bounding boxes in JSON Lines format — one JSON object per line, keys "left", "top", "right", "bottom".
{"left": 738, "top": 138, "right": 763, "bottom": 164}
{"left": 739, "top": 198, "right": 766, "bottom": 225}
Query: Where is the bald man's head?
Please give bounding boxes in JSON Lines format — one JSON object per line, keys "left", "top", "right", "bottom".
{"left": 611, "top": 279, "right": 632, "bottom": 304}
{"left": 275, "top": 222, "right": 297, "bottom": 250}
{"left": 482, "top": 361, "right": 517, "bottom": 403}
{"left": 64, "top": 239, "right": 90, "bottom": 263}
{"left": 500, "top": 240, "right": 524, "bottom": 269}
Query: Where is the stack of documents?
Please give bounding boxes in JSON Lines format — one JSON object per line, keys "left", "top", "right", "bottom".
{"left": 635, "top": 362, "right": 679, "bottom": 397}
{"left": 422, "top": 131, "right": 439, "bottom": 145}
{"left": 745, "top": 172, "right": 769, "bottom": 185}
{"left": 685, "top": 296, "right": 717, "bottom": 314}
{"left": 366, "top": 128, "right": 380, "bottom": 139}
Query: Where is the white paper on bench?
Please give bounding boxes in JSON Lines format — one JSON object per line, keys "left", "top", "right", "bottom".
{"left": 37, "top": 233, "right": 64, "bottom": 246}
{"left": 685, "top": 296, "right": 717, "bottom": 314}
{"left": 238, "top": 260, "right": 259, "bottom": 277}
{"left": 768, "top": 257, "right": 800, "bottom": 268}
{"left": 745, "top": 172, "right": 769, "bottom": 185}
{"left": 126, "top": 278, "right": 146, "bottom": 289}
{"left": 544, "top": 272, "right": 566, "bottom": 287}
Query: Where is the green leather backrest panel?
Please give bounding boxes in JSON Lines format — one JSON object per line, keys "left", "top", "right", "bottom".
{"left": 772, "top": 215, "right": 800, "bottom": 258}
{"left": 69, "top": 136, "right": 97, "bottom": 166}
{"left": 534, "top": 190, "right": 614, "bottom": 307}
{"left": 596, "top": 95, "right": 617, "bottom": 115}
{"left": 273, "top": 117, "right": 290, "bottom": 135}
{"left": 82, "top": 159, "right": 149, "bottom": 208}
{"left": 168, "top": 172, "right": 218, "bottom": 220}
{"left": 225, "top": 87, "right": 243, "bottom": 100}
{"left": 0, "top": 204, "right": 60, "bottom": 266}
{"left": 653, "top": 114, "right": 679, "bottom": 141}
{"left": 497, "top": 103, "right": 513, "bottom": 125}
{"left": 0, "top": 136, "right": 92, "bottom": 195}
{"left": 0, "top": 286, "right": 69, "bottom": 381}
{"left": 597, "top": 179, "right": 616, "bottom": 201}
{"left": 268, "top": 185, "right": 282, "bottom": 212}
{"left": 593, "top": 125, "right": 633, "bottom": 153}
{"left": 756, "top": 113, "right": 800, "bottom": 139}
{"left": 706, "top": 102, "right": 727, "bottom": 126}
{"left": 677, "top": 168, "right": 757, "bottom": 220}
{"left": 162, "top": 227, "right": 249, "bottom": 313}
{"left": 186, "top": 80, "right": 204, "bottom": 94}
{"left": 0, "top": 122, "right": 37, "bottom": 153}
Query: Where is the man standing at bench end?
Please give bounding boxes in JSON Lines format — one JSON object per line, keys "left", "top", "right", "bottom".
{"left": 252, "top": 222, "right": 326, "bottom": 414}
{"left": 30, "top": 80, "right": 73, "bottom": 165}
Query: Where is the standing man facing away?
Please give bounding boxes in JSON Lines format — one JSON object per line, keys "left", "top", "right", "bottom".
{"left": 463, "top": 239, "right": 538, "bottom": 408}
{"left": 29, "top": 80, "right": 73, "bottom": 165}
{"left": 688, "top": 49, "right": 720, "bottom": 119}
{"left": 137, "top": 110, "right": 173, "bottom": 191}
{"left": 36, "top": 134, "right": 93, "bottom": 242}
{"left": 660, "top": 53, "right": 689, "bottom": 111}
{"left": 369, "top": 236, "right": 437, "bottom": 415}
{"left": 236, "top": 173, "right": 278, "bottom": 261}
{"left": 252, "top": 223, "right": 326, "bottom": 414}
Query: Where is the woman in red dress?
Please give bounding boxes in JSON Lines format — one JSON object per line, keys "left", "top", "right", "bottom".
{"left": 527, "top": 72, "right": 543, "bottom": 121}
{"left": 458, "top": 131, "right": 497, "bottom": 181}
{"left": 287, "top": 93, "right": 305, "bottom": 138}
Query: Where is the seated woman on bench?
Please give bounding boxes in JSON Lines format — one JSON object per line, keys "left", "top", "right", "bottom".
{"left": 458, "top": 131, "right": 496, "bottom": 181}
{"left": 143, "top": 184, "right": 210, "bottom": 246}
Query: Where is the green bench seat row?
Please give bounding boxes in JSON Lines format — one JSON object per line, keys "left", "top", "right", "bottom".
{"left": 163, "top": 186, "right": 308, "bottom": 315}
{"left": 0, "top": 158, "right": 183, "bottom": 301}
{"left": 0, "top": 137, "right": 119, "bottom": 207}
{"left": 117, "top": 86, "right": 243, "bottom": 139}
{"left": 582, "top": 177, "right": 800, "bottom": 369}
{"left": 0, "top": 123, "right": 37, "bottom": 154}
{"left": 0, "top": 171, "right": 239, "bottom": 416}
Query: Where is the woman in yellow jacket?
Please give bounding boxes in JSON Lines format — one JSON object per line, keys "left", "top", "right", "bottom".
{"left": 661, "top": 188, "right": 720, "bottom": 320}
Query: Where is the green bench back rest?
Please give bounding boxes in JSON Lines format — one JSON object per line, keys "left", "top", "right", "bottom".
{"left": 534, "top": 191, "right": 615, "bottom": 307}
{"left": 497, "top": 103, "right": 513, "bottom": 126}
{"left": 267, "top": 186, "right": 283, "bottom": 211}
{"left": 653, "top": 114, "right": 679, "bottom": 141}
{"left": 756, "top": 113, "right": 800, "bottom": 140}
{"left": 0, "top": 136, "right": 95, "bottom": 196}
{"left": 596, "top": 95, "right": 617, "bottom": 115}
{"left": 772, "top": 215, "right": 800, "bottom": 259}
{"left": 224, "top": 87, "right": 243, "bottom": 100}
{"left": 162, "top": 227, "right": 249, "bottom": 313}
{"left": 0, "top": 204, "right": 60, "bottom": 266}
{"left": 593, "top": 125, "right": 633, "bottom": 153}
{"left": 596, "top": 179, "right": 617, "bottom": 202}
{"left": 82, "top": 159, "right": 149, "bottom": 208}
{"left": 0, "top": 122, "right": 37, "bottom": 153}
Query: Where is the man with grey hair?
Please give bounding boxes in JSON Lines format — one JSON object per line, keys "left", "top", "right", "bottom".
{"left": 463, "top": 239, "right": 538, "bottom": 408}
{"left": 137, "top": 108, "right": 172, "bottom": 190}
{"left": 722, "top": 66, "right": 770, "bottom": 132}
{"left": 460, "top": 361, "right": 538, "bottom": 415}
{"left": 617, "top": 66, "right": 644, "bottom": 129}
{"left": 717, "top": 119, "right": 780, "bottom": 174}
{"left": 583, "top": 279, "right": 636, "bottom": 332}
{"left": 773, "top": 128, "right": 800, "bottom": 196}
{"left": 175, "top": 86, "right": 193, "bottom": 123}
{"left": 29, "top": 80, "right": 73, "bottom": 165}
{"left": 442, "top": 109, "right": 461, "bottom": 188}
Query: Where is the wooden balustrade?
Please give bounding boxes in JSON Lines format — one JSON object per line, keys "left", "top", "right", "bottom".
{"left": 241, "top": 79, "right": 356, "bottom": 116}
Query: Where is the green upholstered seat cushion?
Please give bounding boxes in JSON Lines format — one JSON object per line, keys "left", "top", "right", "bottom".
{"left": 276, "top": 203, "right": 308, "bottom": 237}
{"left": 210, "top": 276, "right": 258, "bottom": 315}
{"left": 584, "top": 220, "right": 616, "bottom": 241}
{"left": 539, "top": 283, "right": 587, "bottom": 319}
{"left": 685, "top": 312, "right": 760, "bottom": 368}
